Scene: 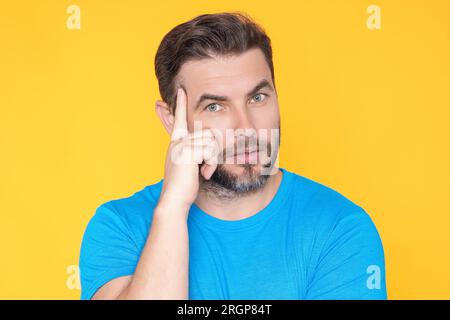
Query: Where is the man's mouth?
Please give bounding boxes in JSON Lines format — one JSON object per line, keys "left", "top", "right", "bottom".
{"left": 230, "top": 149, "right": 259, "bottom": 164}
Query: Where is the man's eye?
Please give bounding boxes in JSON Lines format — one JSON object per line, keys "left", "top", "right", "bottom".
{"left": 204, "top": 103, "right": 223, "bottom": 112}
{"left": 250, "top": 93, "right": 268, "bottom": 104}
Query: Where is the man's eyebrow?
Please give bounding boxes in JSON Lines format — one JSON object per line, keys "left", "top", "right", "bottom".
{"left": 194, "top": 79, "right": 274, "bottom": 110}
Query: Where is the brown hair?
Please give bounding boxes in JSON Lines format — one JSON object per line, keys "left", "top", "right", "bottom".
{"left": 154, "top": 12, "right": 275, "bottom": 112}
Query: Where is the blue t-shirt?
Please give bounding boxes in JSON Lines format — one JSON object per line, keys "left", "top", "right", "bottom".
{"left": 79, "top": 167, "right": 387, "bottom": 300}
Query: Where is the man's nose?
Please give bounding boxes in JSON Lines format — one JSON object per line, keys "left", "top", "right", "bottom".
{"left": 232, "top": 107, "right": 257, "bottom": 131}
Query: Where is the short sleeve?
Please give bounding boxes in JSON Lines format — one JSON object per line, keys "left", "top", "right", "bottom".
{"left": 79, "top": 203, "right": 140, "bottom": 300}
{"left": 305, "top": 208, "right": 387, "bottom": 299}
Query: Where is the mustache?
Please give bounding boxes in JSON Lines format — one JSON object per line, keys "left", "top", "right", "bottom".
{"left": 220, "top": 137, "right": 272, "bottom": 158}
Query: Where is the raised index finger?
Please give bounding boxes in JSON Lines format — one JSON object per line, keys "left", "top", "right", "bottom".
{"left": 171, "top": 87, "right": 188, "bottom": 141}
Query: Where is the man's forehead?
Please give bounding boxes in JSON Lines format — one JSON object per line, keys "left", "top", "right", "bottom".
{"left": 176, "top": 49, "right": 272, "bottom": 95}
{"left": 180, "top": 74, "right": 271, "bottom": 96}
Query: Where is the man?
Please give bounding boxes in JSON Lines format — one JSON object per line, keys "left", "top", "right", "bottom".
{"left": 79, "top": 12, "right": 387, "bottom": 300}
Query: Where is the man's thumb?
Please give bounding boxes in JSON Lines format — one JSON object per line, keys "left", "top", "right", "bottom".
{"left": 200, "top": 163, "right": 217, "bottom": 180}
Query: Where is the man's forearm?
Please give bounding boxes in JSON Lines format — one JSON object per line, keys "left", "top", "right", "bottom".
{"left": 116, "top": 200, "right": 190, "bottom": 299}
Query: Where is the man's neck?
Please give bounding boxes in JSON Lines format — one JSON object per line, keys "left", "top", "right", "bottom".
{"left": 193, "top": 168, "right": 283, "bottom": 221}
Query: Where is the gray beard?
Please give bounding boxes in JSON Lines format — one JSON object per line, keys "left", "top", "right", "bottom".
{"left": 199, "top": 163, "right": 272, "bottom": 202}
{"left": 200, "top": 123, "right": 281, "bottom": 202}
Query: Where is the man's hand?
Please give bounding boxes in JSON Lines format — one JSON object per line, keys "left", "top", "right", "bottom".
{"left": 92, "top": 87, "right": 218, "bottom": 299}
{"left": 159, "top": 87, "right": 219, "bottom": 213}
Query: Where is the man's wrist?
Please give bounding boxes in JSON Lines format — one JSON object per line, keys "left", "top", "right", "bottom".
{"left": 155, "top": 196, "right": 191, "bottom": 220}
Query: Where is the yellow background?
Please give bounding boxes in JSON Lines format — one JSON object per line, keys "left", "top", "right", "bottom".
{"left": 1, "top": 0, "right": 449, "bottom": 299}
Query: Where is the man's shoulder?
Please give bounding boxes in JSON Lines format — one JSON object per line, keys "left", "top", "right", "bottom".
{"left": 103, "top": 179, "right": 163, "bottom": 209}
{"left": 91, "top": 178, "right": 164, "bottom": 228}
{"left": 284, "top": 169, "right": 383, "bottom": 263}
{"left": 283, "top": 168, "right": 369, "bottom": 221}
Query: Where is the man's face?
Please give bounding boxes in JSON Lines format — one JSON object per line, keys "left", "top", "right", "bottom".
{"left": 175, "top": 48, "right": 280, "bottom": 194}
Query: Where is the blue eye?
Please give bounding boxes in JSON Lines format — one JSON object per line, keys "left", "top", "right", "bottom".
{"left": 251, "top": 93, "right": 267, "bottom": 103}
{"left": 205, "top": 103, "right": 223, "bottom": 112}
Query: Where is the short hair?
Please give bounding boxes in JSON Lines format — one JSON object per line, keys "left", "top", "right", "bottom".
{"left": 154, "top": 12, "right": 275, "bottom": 112}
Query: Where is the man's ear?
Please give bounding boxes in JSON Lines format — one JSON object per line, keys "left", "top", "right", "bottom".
{"left": 155, "top": 99, "right": 174, "bottom": 135}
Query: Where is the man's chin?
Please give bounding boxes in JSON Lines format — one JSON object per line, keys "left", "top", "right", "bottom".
{"left": 200, "top": 162, "right": 270, "bottom": 197}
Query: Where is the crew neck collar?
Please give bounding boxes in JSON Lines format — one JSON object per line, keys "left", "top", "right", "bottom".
{"left": 187, "top": 167, "right": 294, "bottom": 232}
